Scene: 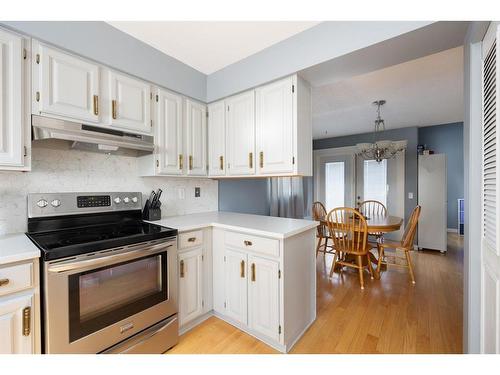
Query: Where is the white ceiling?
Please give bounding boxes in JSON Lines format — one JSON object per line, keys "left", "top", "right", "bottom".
{"left": 107, "top": 21, "right": 320, "bottom": 74}
{"left": 312, "top": 46, "right": 464, "bottom": 139}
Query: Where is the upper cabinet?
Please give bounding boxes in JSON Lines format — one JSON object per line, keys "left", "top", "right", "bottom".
{"left": 256, "top": 76, "right": 294, "bottom": 175}
{"left": 0, "top": 28, "right": 30, "bottom": 171}
{"left": 104, "top": 70, "right": 152, "bottom": 135}
{"left": 155, "top": 88, "right": 183, "bottom": 175}
{"left": 186, "top": 99, "right": 207, "bottom": 176}
{"left": 208, "top": 74, "right": 312, "bottom": 178}
{"left": 207, "top": 101, "right": 226, "bottom": 176}
{"left": 32, "top": 40, "right": 100, "bottom": 124}
{"left": 226, "top": 91, "right": 256, "bottom": 176}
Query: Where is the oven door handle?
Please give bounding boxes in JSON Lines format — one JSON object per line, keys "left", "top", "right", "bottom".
{"left": 48, "top": 242, "right": 173, "bottom": 274}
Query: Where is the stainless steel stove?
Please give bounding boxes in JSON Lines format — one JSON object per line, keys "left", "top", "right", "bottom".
{"left": 26, "top": 192, "right": 178, "bottom": 354}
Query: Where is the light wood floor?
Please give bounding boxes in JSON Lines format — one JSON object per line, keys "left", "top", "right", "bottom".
{"left": 168, "top": 233, "right": 463, "bottom": 354}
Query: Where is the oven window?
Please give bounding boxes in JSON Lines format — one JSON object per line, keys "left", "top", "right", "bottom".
{"left": 68, "top": 253, "right": 168, "bottom": 342}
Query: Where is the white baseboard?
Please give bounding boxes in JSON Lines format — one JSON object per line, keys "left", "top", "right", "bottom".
{"left": 447, "top": 228, "right": 459, "bottom": 233}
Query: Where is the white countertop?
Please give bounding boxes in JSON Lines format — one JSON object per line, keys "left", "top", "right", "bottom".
{"left": 149, "top": 211, "right": 318, "bottom": 239}
{"left": 0, "top": 233, "right": 40, "bottom": 265}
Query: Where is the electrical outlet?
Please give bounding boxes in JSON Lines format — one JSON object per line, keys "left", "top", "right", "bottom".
{"left": 408, "top": 192, "right": 414, "bottom": 199}
{"left": 195, "top": 187, "right": 201, "bottom": 198}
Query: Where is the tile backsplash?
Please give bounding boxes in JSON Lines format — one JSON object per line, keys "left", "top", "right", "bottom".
{"left": 0, "top": 145, "right": 218, "bottom": 235}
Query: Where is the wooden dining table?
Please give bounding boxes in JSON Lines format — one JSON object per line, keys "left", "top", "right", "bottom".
{"left": 319, "top": 214, "right": 404, "bottom": 278}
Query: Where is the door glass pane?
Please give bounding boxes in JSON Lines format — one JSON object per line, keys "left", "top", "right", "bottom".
{"left": 325, "top": 162, "right": 345, "bottom": 211}
{"left": 363, "top": 159, "right": 387, "bottom": 206}
{"left": 79, "top": 255, "right": 162, "bottom": 322}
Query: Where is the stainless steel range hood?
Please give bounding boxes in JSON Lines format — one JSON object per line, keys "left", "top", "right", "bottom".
{"left": 32, "top": 115, "right": 154, "bottom": 156}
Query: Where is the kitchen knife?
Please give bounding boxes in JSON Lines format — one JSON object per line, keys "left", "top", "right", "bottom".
{"left": 154, "top": 189, "right": 163, "bottom": 208}
{"left": 149, "top": 191, "right": 156, "bottom": 209}
{"left": 147, "top": 190, "right": 155, "bottom": 208}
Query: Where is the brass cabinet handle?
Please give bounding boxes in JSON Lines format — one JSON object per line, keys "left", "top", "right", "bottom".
{"left": 93, "top": 95, "right": 99, "bottom": 116}
{"left": 249, "top": 152, "right": 253, "bottom": 169}
{"left": 240, "top": 260, "right": 245, "bottom": 278}
{"left": 0, "top": 278, "right": 10, "bottom": 287}
{"left": 23, "top": 307, "right": 31, "bottom": 336}
{"left": 187, "top": 237, "right": 196, "bottom": 242}
{"left": 219, "top": 155, "right": 224, "bottom": 170}
{"left": 112, "top": 99, "right": 117, "bottom": 119}
{"left": 244, "top": 240, "right": 252, "bottom": 246}
{"left": 189, "top": 155, "right": 193, "bottom": 170}
{"left": 259, "top": 151, "right": 264, "bottom": 168}
{"left": 180, "top": 260, "right": 185, "bottom": 278}
{"left": 179, "top": 154, "right": 183, "bottom": 170}
{"left": 251, "top": 263, "right": 256, "bottom": 282}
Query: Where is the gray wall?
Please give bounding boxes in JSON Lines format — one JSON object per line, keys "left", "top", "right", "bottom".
{"left": 1, "top": 21, "right": 206, "bottom": 101}
{"left": 218, "top": 179, "right": 270, "bottom": 215}
{"left": 314, "top": 127, "right": 419, "bottom": 223}
{"left": 418, "top": 123, "right": 464, "bottom": 229}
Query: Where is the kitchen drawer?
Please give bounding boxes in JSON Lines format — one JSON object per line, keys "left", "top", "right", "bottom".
{"left": 178, "top": 230, "right": 204, "bottom": 250}
{"left": 224, "top": 231, "right": 279, "bottom": 258}
{"left": 0, "top": 262, "right": 33, "bottom": 297}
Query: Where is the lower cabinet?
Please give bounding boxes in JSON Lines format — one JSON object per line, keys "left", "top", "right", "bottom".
{"left": 0, "top": 292, "right": 35, "bottom": 354}
{"left": 224, "top": 249, "right": 248, "bottom": 325}
{"left": 247, "top": 255, "right": 280, "bottom": 342}
{"left": 178, "top": 247, "right": 204, "bottom": 326}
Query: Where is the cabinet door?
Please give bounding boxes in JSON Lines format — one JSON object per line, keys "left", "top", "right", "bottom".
{"left": 226, "top": 91, "right": 255, "bottom": 176}
{"left": 248, "top": 255, "right": 280, "bottom": 342}
{"left": 108, "top": 70, "right": 152, "bottom": 134}
{"left": 224, "top": 248, "right": 248, "bottom": 325}
{"left": 178, "top": 248, "right": 203, "bottom": 326}
{"left": 0, "top": 29, "right": 24, "bottom": 168}
{"left": 186, "top": 99, "right": 207, "bottom": 176}
{"left": 34, "top": 41, "right": 100, "bottom": 123}
{"left": 156, "top": 88, "right": 183, "bottom": 175}
{"left": 0, "top": 293, "right": 34, "bottom": 354}
{"left": 208, "top": 100, "right": 226, "bottom": 176}
{"left": 256, "top": 76, "right": 294, "bottom": 174}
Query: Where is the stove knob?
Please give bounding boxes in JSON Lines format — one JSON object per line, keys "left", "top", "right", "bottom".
{"left": 131, "top": 196, "right": 138, "bottom": 203}
{"left": 51, "top": 199, "right": 61, "bottom": 207}
{"left": 114, "top": 197, "right": 121, "bottom": 204}
{"left": 37, "top": 199, "right": 48, "bottom": 208}
{"left": 123, "top": 197, "right": 130, "bottom": 204}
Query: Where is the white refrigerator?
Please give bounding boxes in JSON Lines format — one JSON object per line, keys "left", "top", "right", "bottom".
{"left": 417, "top": 154, "right": 447, "bottom": 252}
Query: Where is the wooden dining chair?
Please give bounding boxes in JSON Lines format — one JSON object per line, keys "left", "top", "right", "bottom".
{"left": 325, "top": 207, "right": 374, "bottom": 289}
{"left": 359, "top": 200, "right": 387, "bottom": 241}
{"left": 312, "top": 202, "right": 334, "bottom": 257}
{"left": 376, "top": 205, "right": 421, "bottom": 284}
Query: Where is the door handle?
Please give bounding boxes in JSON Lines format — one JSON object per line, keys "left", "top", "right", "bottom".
{"left": 240, "top": 260, "right": 245, "bottom": 278}
{"left": 180, "top": 260, "right": 185, "bottom": 278}
{"left": 112, "top": 100, "right": 117, "bottom": 119}
{"left": 220, "top": 155, "right": 224, "bottom": 170}
{"left": 23, "top": 307, "right": 31, "bottom": 336}
{"left": 251, "top": 263, "right": 256, "bottom": 282}
{"left": 189, "top": 155, "right": 193, "bottom": 170}
{"left": 259, "top": 151, "right": 264, "bottom": 168}
{"left": 179, "top": 154, "right": 183, "bottom": 169}
{"left": 249, "top": 152, "right": 253, "bottom": 169}
{"left": 93, "top": 95, "right": 99, "bottom": 116}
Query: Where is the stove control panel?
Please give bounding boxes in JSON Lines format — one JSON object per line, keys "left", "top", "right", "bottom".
{"left": 28, "top": 192, "right": 143, "bottom": 218}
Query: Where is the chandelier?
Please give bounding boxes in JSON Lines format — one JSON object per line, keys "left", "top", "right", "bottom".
{"left": 356, "top": 100, "right": 406, "bottom": 163}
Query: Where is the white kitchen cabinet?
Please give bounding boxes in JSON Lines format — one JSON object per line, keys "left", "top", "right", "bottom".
{"left": 186, "top": 99, "right": 207, "bottom": 176}
{"left": 178, "top": 248, "right": 204, "bottom": 326}
{"left": 0, "top": 28, "right": 30, "bottom": 171}
{"left": 256, "top": 76, "right": 294, "bottom": 174}
{"left": 0, "top": 292, "right": 34, "bottom": 354}
{"left": 155, "top": 88, "right": 183, "bottom": 175}
{"left": 247, "top": 255, "right": 280, "bottom": 342}
{"left": 226, "top": 91, "right": 255, "bottom": 176}
{"left": 208, "top": 100, "right": 226, "bottom": 176}
{"left": 224, "top": 248, "right": 248, "bottom": 325}
{"left": 105, "top": 70, "right": 152, "bottom": 135}
{"left": 32, "top": 40, "right": 100, "bottom": 124}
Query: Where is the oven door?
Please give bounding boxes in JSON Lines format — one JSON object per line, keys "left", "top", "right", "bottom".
{"left": 43, "top": 239, "right": 177, "bottom": 353}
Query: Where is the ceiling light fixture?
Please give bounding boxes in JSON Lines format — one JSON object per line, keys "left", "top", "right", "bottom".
{"left": 356, "top": 100, "right": 406, "bottom": 163}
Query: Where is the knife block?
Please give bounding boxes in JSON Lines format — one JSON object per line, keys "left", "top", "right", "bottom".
{"left": 142, "top": 199, "right": 161, "bottom": 221}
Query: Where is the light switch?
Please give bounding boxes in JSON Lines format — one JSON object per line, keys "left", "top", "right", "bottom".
{"left": 195, "top": 187, "right": 201, "bottom": 198}
{"left": 177, "top": 188, "right": 185, "bottom": 199}
{"left": 408, "top": 192, "right": 414, "bottom": 199}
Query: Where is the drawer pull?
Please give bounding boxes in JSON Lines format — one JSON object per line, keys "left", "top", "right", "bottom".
{"left": 187, "top": 237, "right": 197, "bottom": 243}
{"left": 244, "top": 240, "right": 253, "bottom": 246}
{"left": 180, "top": 260, "right": 185, "bottom": 278}
{"left": 23, "top": 307, "right": 31, "bottom": 336}
{"left": 240, "top": 260, "right": 245, "bottom": 278}
{"left": 0, "top": 278, "right": 9, "bottom": 287}
{"left": 251, "top": 263, "right": 256, "bottom": 282}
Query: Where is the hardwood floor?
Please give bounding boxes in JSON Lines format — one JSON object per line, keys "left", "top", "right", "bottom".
{"left": 168, "top": 233, "right": 463, "bottom": 354}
